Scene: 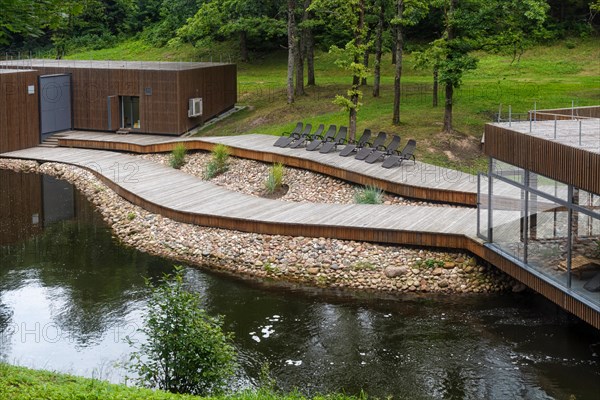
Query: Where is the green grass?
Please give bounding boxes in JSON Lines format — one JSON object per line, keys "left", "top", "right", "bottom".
{"left": 0, "top": 363, "right": 363, "bottom": 400}
{"left": 65, "top": 38, "right": 600, "bottom": 173}
{"left": 354, "top": 186, "right": 384, "bottom": 204}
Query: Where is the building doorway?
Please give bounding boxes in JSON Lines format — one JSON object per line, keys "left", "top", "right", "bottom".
{"left": 121, "top": 96, "right": 140, "bottom": 129}
{"left": 39, "top": 74, "right": 72, "bottom": 140}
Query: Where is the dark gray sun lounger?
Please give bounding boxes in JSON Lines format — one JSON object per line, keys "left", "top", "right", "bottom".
{"left": 274, "top": 122, "right": 303, "bottom": 147}
{"left": 290, "top": 124, "right": 323, "bottom": 148}
{"left": 320, "top": 126, "right": 348, "bottom": 153}
{"left": 355, "top": 131, "right": 386, "bottom": 160}
{"left": 306, "top": 124, "right": 336, "bottom": 151}
{"left": 277, "top": 123, "right": 312, "bottom": 148}
{"left": 382, "top": 139, "right": 417, "bottom": 168}
{"left": 365, "top": 134, "right": 401, "bottom": 164}
{"left": 339, "top": 129, "right": 371, "bottom": 157}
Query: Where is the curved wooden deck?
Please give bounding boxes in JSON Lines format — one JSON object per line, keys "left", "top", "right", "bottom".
{"left": 56, "top": 131, "right": 479, "bottom": 206}
{"left": 2, "top": 143, "right": 598, "bottom": 329}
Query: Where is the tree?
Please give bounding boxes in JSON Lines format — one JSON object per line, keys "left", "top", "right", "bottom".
{"left": 310, "top": 0, "right": 369, "bottom": 141}
{"left": 391, "top": 0, "right": 429, "bottom": 125}
{"left": 372, "top": 0, "right": 388, "bottom": 97}
{"left": 127, "top": 267, "right": 237, "bottom": 395}
{"left": 287, "top": 0, "right": 297, "bottom": 103}
{"left": 425, "top": 0, "right": 548, "bottom": 132}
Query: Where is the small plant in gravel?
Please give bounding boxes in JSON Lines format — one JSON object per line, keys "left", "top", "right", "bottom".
{"left": 127, "top": 212, "right": 136, "bottom": 221}
{"left": 351, "top": 261, "right": 376, "bottom": 271}
{"left": 204, "top": 144, "right": 230, "bottom": 179}
{"left": 265, "top": 163, "right": 285, "bottom": 194}
{"left": 354, "top": 185, "right": 383, "bottom": 204}
{"left": 169, "top": 143, "right": 187, "bottom": 169}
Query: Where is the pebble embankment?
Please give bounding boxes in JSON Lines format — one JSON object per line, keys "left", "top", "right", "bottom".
{"left": 0, "top": 156, "right": 518, "bottom": 294}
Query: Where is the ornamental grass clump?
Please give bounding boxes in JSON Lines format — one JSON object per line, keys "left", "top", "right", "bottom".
{"left": 126, "top": 266, "right": 236, "bottom": 396}
{"left": 169, "top": 143, "right": 187, "bottom": 169}
{"left": 203, "top": 144, "right": 230, "bottom": 179}
{"left": 264, "top": 163, "right": 285, "bottom": 194}
{"left": 354, "top": 185, "right": 383, "bottom": 204}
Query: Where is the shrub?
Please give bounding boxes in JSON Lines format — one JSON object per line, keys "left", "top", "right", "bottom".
{"left": 354, "top": 186, "right": 383, "bottom": 204}
{"left": 204, "top": 144, "right": 230, "bottom": 179}
{"left": 127, "top": 266, "right": 237, "bottom": 395}
{"left": 169, "top": 143, "right": 187, "bottom": 169}
{"left": 264, "top": 163, "right": 285, "bottom": 194}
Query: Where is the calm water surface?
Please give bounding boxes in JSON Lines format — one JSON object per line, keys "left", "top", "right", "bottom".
{"left": 0, "top": 170, "right": 599, "bottom": 399}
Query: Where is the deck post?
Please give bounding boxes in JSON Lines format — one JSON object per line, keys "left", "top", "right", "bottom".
{"left": 566, "top": 185, "right": 574, "bottom": 289}
{"left": 579, "top": 120, "right": 582, "bottom": 146}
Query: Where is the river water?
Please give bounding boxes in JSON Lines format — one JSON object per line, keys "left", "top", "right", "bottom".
{"left": 0, "top": 170, "right": 599, "bottom": 399}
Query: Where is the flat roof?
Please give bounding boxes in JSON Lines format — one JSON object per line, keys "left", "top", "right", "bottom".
{"left": 489, "top": 119, "right": 600, "bottom": 155}
{"left": 0, "top": 59, "right": 233, "bottom": 71}
{"left": 0, "top": 68, "right": 36, "bottom": 74}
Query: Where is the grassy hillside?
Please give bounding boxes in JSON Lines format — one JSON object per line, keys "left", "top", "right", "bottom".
{"left": 0, "top": 363, "right": 359, "bottom": 400}
{"left": 66, "top": 38, "right": 600, "bottom": 172}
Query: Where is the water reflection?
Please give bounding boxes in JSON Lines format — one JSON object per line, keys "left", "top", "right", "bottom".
{"left": 0, "top": 170, "right": 599, "bottom": 399}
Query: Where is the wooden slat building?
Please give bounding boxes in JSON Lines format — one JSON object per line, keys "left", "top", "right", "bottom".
{"left": 0, "top": 60, "right": 237, "bottom": 153}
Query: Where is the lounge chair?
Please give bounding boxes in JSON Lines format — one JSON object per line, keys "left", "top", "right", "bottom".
{"left": 306, "top": 124, "right": 337, "bottom": 151}
{"left": 365, "top": 134, "right": 401, "bottom": 164}
{"left": 274, "top": 122, "right": 303, "bottom": 147}
{"left": 319, "top": 126, "right": 348, "bottom": 153}
{"left": 355, "top": 131, "right": 386, "bottom": 160}
{"left": 290, "top": 124, "right": 323, "bottom": 148}
{"left": 276, "top": 123, "right": 312, "bottom": 148}
{"left": 339, "top": 129, "right": 372, "bottom": 157}
{"left": 381, "top": 139, "right": 417, "bottom": 168}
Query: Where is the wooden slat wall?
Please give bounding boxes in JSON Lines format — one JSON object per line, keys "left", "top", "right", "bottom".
{"left": 534, "top": 106, "right": 600, "bottom": 119}
{"left": 484, "top": 124, "right": 600, "bottom": 195}
{"left": 176, "top": 64, "right": 237, "bottom": 133}
{"left": 20, "top": 64, "right": 236, "bottom": 135}
{"left": 0, "top": 170, "right": 43, "bottom": 245}
{"left": 0, "top": 71, "right": 39, "bottom": 153}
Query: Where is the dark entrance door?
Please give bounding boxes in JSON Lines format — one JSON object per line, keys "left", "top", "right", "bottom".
{"left": 39, "top": 74, "right": 72, "bottom": 140}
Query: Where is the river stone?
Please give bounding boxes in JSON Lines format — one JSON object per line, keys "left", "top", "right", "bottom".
{"left": 384, "top": 266, "right": 408, "bottom": 278}
{"left": 444, "top": 262, "right": 456, "bottom": 269}
{"left": 432, "top": 267, "right": 443, "bottom": 276}
{"left": 512, "top": 282, "right": 527, "bottom": 293}
{"left": 438, "top": 280, "right": 449, "bottom": 288}
{"left": 307, "top": 267, "right": 320, "bottom": 275}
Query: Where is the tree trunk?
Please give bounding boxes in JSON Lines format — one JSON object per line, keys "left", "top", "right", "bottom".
{"left": 391, "top": 25, "right": 397, "bottom": 64}
{"left": 392, "top": 0, "right": 404, "bottom": 125}
{"left": 295, "top": 39, "right": 305, "bottom": 96}
{"left": 361, "top": 30, "right": 371, "bottom": 86}
{"left": 349, "top": 0, "right": 365, "bottom": 142}
{"left": 304, "top": 0, "right": 315, "bottom": 86}
{"left": 442, "top": 0, "right": 456, "bottom": 132}
{"left": 240, "top": 31, "right": 249, "bottom": 62}
{"left": 287, "top": 0, "right": 296, "bottom": 104}
{"left": 306, "top": 30, "right": 316, "bottom": 86}
{"left": 373, "top": 1, "right": 384, "bottom": 97}
{"left": 443, "top": 83, "right": 453, "bottom": 132}
{"left": 432, "top": 67, "right": 438, "bottom": 107}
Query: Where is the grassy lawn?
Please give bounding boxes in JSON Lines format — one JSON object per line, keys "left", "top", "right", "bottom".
{"left": 66, "top": 38, "right": 599, "bottom": 173}
{"left": 0, "top": 363, "right": 361, "bottom": 400}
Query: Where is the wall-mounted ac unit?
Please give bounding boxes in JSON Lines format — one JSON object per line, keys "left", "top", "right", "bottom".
{"left": 188, "top": 98, "right": 203, "bottom": 118}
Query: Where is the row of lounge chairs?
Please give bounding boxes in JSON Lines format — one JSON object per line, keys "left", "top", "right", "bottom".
{"left": 273, "top": 122, "right": 416, "bottom": 168}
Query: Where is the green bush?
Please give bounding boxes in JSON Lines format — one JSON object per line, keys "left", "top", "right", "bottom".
{"left": 127, "top": 266, "right": 237, "bottom": 396}
{"left": 203, "top": 144, "right": 230, "bottom": 179}
{"left": 353, "top": 186, "right": 383, "bottom": 204}
{"left": 264, "top": 163, "right": 285, "bottom": 194}
{"left": 169, "top": 143, "right": 187, "bottom": 169}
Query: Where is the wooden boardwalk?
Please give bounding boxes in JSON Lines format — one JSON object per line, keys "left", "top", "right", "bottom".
{"left": 0, "top": 146, "right": 478, "bottom": 249}
{"left": 56, "top": 131, "right": 479, "bottom": 206}
{"left": 2, "top": 144, "right": 599, "bottom": 329}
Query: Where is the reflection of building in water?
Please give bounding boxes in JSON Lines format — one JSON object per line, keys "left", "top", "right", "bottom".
{"left": 0, "top": 171, "right": 75, "bottom": 245}
{"left": 479, "top": 106, "right": 600, "bottom": 321}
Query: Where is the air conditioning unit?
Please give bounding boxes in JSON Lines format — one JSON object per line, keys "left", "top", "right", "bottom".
{"left": 188, "top": 98, "right": 203, "bottom": 118}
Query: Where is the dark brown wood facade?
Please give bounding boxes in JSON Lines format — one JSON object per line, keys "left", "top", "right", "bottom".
{"left": 484, "top": 124, "right": 600, "bottom": 195}
{"left": 0, "top": 61, "right": 237, "bottom": 137}
{"left": 0, "top": 70, "right": 40, "bottom": 153}
{"left": 0, "top": 169, "right": 43, "bottom": 245}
